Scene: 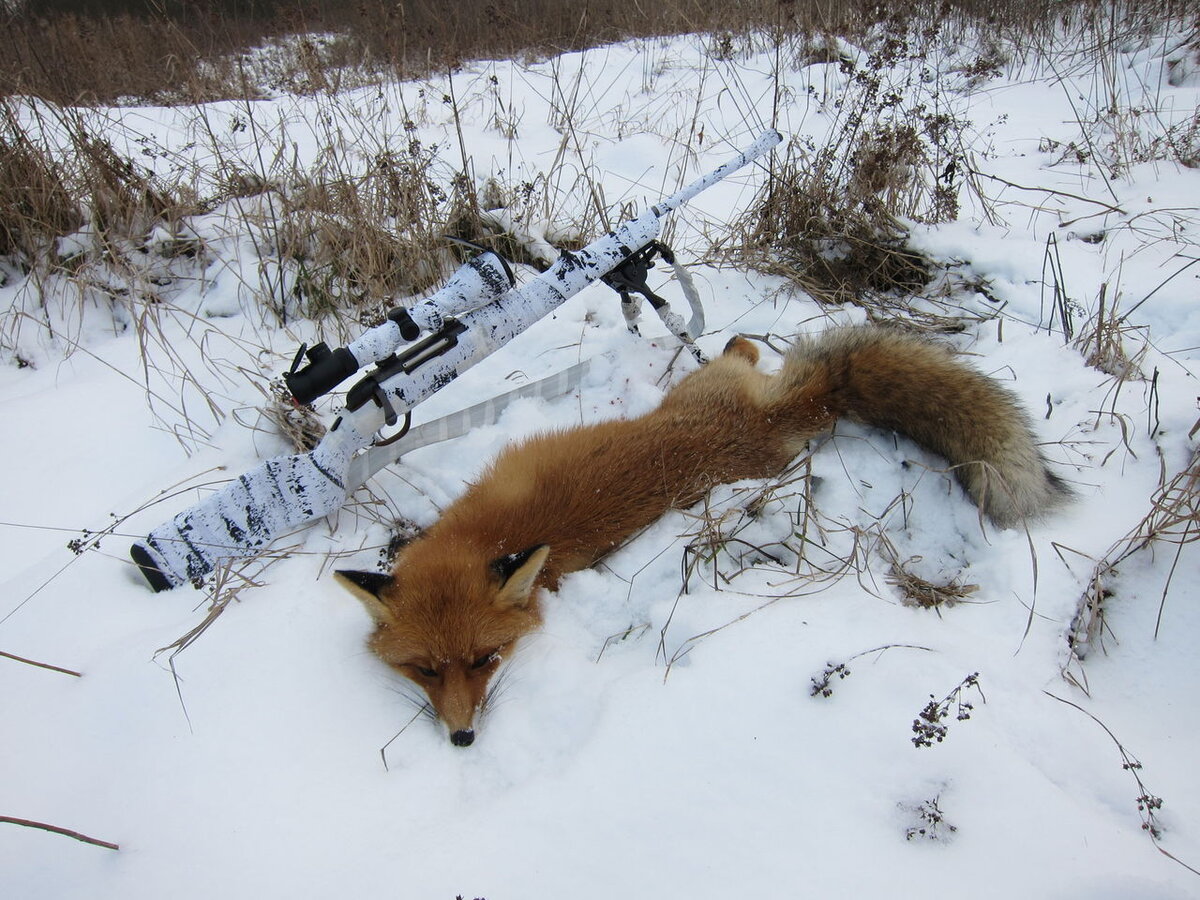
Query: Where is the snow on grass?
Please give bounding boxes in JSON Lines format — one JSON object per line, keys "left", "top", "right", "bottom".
{"left": 2, "top": 24, "right": 1199, "bottom": 900}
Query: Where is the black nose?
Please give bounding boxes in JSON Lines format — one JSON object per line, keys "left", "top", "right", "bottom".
{"left": 450, "top": 728, "right": 475, "bottom": 747}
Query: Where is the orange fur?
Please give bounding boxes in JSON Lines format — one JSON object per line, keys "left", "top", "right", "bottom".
{"left": 337, "top": 326, "right": 1069, "bottom": 745}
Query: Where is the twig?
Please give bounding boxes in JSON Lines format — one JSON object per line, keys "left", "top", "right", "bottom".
{"left": 0, "top": 649, "right": 82, "bottom": 678}
{"left": 968, "top": 168, "right": 1124, "bottom": 215}
{"left": 0, "top": 816, "right": 119, "bottom": 851}
{"left": 1116, "top": 256, "right": 1200, "bottom": 325}
{"left": 1045, "top": 691, "right": 1200, "bottom": 877}
{"left": 1155, "top": 515, "right": 1191, "bottom": 640}
{"left": 380, "top": 703, "right": 433, "bottom": 772}
{"left": 810, "top": 643, "right": 933, "bottom": 698}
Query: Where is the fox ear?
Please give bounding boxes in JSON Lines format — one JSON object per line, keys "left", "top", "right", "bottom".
{"left": 491, "top": 545, "right": 550, "bottom": 610}
{"left": 334, "top": 570, "right": 397, "bottom": 626}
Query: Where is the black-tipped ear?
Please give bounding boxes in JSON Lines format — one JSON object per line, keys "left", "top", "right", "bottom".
{"left": 490, "top": 545, "right": 547, "bottom": 584}
{"left": 491, "top": 545, "right": 550, "bottom": 610}
{"left": 334, "top": 570, "right": 397, "bottom": 626}
{"left": 336, "top": 570, "right": 393, "bottom": 598}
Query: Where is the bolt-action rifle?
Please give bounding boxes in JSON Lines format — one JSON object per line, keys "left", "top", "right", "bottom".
{"left": 130, "top": 130, "right": 782, "bottom": 591}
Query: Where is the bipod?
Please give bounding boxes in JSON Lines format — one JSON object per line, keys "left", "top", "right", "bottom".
{"left": 603, "top": 241, "right": 707, "bottom": 363}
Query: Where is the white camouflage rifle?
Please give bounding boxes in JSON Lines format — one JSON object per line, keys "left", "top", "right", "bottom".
{"left": 130, "top": 130, "right": 782, "bottom": 591}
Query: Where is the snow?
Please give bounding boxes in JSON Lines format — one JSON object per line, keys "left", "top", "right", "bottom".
{"left": 3, "top": 23, "right": 1200, "bottom": 899}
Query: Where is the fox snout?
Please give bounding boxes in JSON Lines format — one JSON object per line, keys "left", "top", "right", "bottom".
{"left": 425, "top": 665, "right": 491, "bottom": 748}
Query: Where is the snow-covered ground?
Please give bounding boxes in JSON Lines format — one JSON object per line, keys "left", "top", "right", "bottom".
{"left": 2, "top": 23, "right": 1199, "bottom": 899}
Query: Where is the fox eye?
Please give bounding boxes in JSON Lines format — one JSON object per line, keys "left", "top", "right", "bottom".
{"left": 413, "top": 665, "right": 438, "bottom": 679}
{"left": 471, "top": 651, "right": 498, "bottom": 670}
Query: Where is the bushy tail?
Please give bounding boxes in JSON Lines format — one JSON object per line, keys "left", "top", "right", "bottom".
{"left": 773, "top": 326, "right": 1071, "bottom": 527}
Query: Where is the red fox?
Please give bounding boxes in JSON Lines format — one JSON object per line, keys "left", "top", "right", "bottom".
{"left": 336, "top": 326, "right": 1069, "bottom": 746}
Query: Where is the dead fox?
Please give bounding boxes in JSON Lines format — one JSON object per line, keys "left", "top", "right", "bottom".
{"left": 336, "top": 326, "right": 1070, "bottom": 746}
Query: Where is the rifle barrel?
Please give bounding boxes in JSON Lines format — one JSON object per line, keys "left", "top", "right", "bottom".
{"left": 651, "top": 130, "right": 782, "bottom": 218}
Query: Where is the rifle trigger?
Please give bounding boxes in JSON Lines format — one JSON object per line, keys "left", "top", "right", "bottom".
{"left": 371, "top": 385, "right": 399, "bottom": 427}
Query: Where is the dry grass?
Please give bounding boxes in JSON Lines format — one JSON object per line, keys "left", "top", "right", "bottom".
{"left": 1068, "top": 443, "right": 1200, "bottom": 665}
{"left": 717, "top": 1, "right": 1200, "bottom": 330}
{"left": 718, "top": 11, "right": 985, "bottom": 327}
{"left": 3, "top": 1, "right": 1196, "bottom": 334}
{"left": 0, "top": 78, "right": 563, "bottom": 359}
{"left": 0, "top": 4, "right": 372, "bottom": 104}
{"left": 7, "top": 2, "right": 1198, "bottom": 106}
{"left": 658, "top": 448, "right": 979, "bottom": 674}
{"left": 1, "top": 98, "right": 193, "bottom": 256}
{"left": 1073, "top": 282, "right": 1149, "bottom": 379}
{"left": 886, "top": 559, "right": 980, "bottom": 610}
{"left": 731, "top": 142, "right": 937, "bottom": 306}
{"left": 253, "top": 377, "right": 327, "bottom": 452}
{"left": 224, "top": 110, "right": 583, "bottom": 333}
{"left": 264, "top": 149, "right": 452, "bottom": 323}
{"left": 0, "top": 107, "right": 80, "bottom": 263}
{"left": 0, "top": 96, "right": 212, "bottom": 419}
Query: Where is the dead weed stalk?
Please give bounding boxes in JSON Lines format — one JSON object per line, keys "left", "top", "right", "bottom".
{"left": 1068, "top": 443, "right": 1200, "bottom": 664}
{"left": 1046, "top": 690, "right": 1200, "bottom": 876}
{"left": 721, "top": 14, "right": 986, "bottom": 329}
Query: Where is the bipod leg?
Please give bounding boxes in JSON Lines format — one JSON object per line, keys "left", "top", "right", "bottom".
{"left": 619, "top": 290, "right": 643, "bottom": 336}
{"left": 653, "top": 304, "right": 707, "bottom": 363}
{"left": 603, "top": 241, "right": 706, "bottom": 361}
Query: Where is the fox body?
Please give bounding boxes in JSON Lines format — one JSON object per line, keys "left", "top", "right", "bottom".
{"left": 336, "top": 326, "right": 1069, "bottom": 745}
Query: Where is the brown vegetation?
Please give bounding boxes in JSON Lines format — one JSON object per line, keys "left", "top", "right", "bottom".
{"left": 2, "top": 1, "right": 1172, "bottom": 106}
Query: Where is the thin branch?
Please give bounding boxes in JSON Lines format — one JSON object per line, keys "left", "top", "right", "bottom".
{"left": 1045, "top": 692, "right": 1200, "bottom": 877}
{"left": 0, "top": 816, "right": 119, "bottom": 851}
{"left": 0, "top": 649, "right": 82, "bottom": 678}
{"left": 968, "top": 168, "right": 1125, "bottom": 215}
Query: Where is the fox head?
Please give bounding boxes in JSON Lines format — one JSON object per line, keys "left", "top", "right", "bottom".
{"left": 335, "top": 543, "right": 550, "bottom": 747}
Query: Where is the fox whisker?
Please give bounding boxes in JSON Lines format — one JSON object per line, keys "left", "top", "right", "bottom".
{"left": 482, "top": 662, "right": 517, "bottom": 715}
{"left": 387, "top": 681, "right": 439, "bottom": 720}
